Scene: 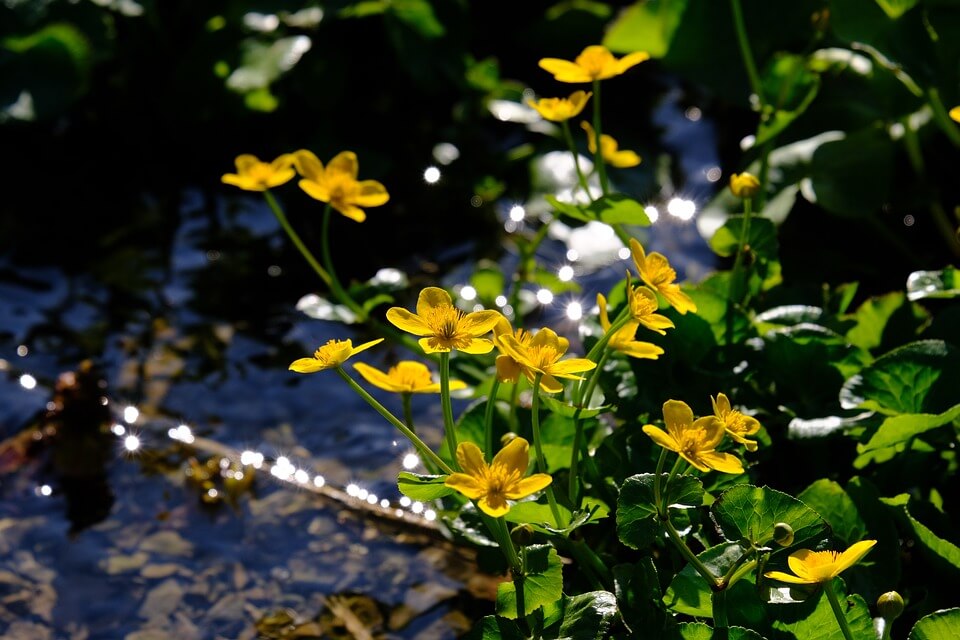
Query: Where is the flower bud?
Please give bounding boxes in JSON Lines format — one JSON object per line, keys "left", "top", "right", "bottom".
{"left": 501, "top": 432, "right": 519, "bottom": 447}
{"left": 772, "top": 522, "right": 795, "bottom": 547}
{"left": 876, "top": 591, "right": 904, "bottom": 620}
{"left": 510, "top": 524, "right": 535, "bottom": 547}
{"left": 729, "top": 172, "right": 761, "bottom": 199}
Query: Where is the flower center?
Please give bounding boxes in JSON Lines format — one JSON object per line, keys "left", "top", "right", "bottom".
{"left": 527, "top": 345, "right": 562, "bottom": 370}
{"left": 677, "top": 426, "right": 710, "bottom": 458}
{"left": 313, "top": 339, "right": 343, "bottom": 365}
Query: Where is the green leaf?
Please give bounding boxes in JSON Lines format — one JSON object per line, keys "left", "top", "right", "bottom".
{"left": 769, "top": 587, "right": 874, "bottom": 640}
{"left": 617, "top": 474, "right": 704, "bottom": 550}
{"left": 807, "top": 129, "right": 894, "bottom": 218}
{"left": 909, "top": 608, "right": 960, "bottom": 640}
{"left": 496, "top": 545, "right": 564, "bottom": 618}
{"left": 613, "top": 559, "right": 664, "bottom": 634}
{"left": 664, "top": 542, "right": 746, "bottom": 617}
{"left": 839, "top": 340, "right": 960, "bottom": 414}
{"left": 874, "top": 0, "right": 918, "bottom": 19}
{"left": 466, "top": 615, "right": 525, "bottom": 640}
{"left": 603, "top": 0, "right": 689, "bottom": 58}
{"left": 856, "top": 403, "right": 960, "bottom": 457}
{"left": 755, "top": 53, "right": 821, "bottom": 146}
{"left": 907, "top": 266, "right": 960, "bottom": 301}
{"left": 710, "top": 484, "right": 829, "bottom": 549}
{"left": 540, "top": 395, "right": 607, "bottom": 419}
{"left": 545, "top": 195, "right": 593, "bottom": 222}
{"left": 843, "top": 292, "right": 908, "bottom": 351}
{"left": 396, "top": 472, "right": 453, "bottom": 501}
{"left": 797, "top": 479, "right": 867, "bottom": 546}
{"left": 471, "top": 262, "right": 506, "bottom": 303}
{"left": 673, "top": 622, "right": 767, "bottom": 639}
{"left": 553, "top": 591, "right": 619, "bottom": 640}
{"left": 708, "top": 216, "right": 778, "bottom": 262}
{"left": 390, "top": 0, "right": 446, "bottom": 38}
{"left": 587, "top": 194, "right": 651, "bottom": 226}
{"left": 885, "top": 499, "right": 960, "bottom": 576}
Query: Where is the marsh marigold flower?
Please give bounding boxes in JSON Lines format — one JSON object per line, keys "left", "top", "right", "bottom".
{"left": 386, "top": 287, "right": 502, "bottom": 354}
{"left": 492, "top": 317, "right": 531, "bottom": 384}
{"left": 221, "top": 153, "right": 295, "bottom": 191}
{"left": 527, "top": 90, "right": 592, "bottom": 122}
{"left": 289, "top": 338, "right": 384, "bottom": 373}
{"left": 626, "top": 275, "right": 675, "bottom": 334}
{"left": 711, "top": 393, "right": 761, "bottom": 451}
{"left": 630, "top": 238, "right": 697, "bottom": 315}
{"left": 729, "top": 172, "right": 761, "bottom": 198}
{"left": 495, "top": 327, "right": 596, "bottom": 393}
{"left": 581, "top": 121, "right": 641, "bottom": 168}
{"left": 352, "top": 360, "right": 466, "bottom": 394}
{"left": 293, "top": 149, "right": 389, "bottom": 223}
{"left": 765, "top": 540, "right": 877, "bottom": 585}
{"left": 539, "top": 45, "right": 649, "bottom": 83}
{"left": 643, "top": 400, "right": 744, "bottom": 474}
{"left": 597, "top": 293, "right": 663, "bottom": 360}
{"left": 444, "top": 438, "right": 552, "bottom": 517}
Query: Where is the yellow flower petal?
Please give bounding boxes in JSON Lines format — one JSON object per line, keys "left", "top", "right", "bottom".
{"left": 457, "top": 338, "right": 496, "bottom": 354}
{"left": 834, "top": 539, "right": 878, "bottom": 574}
{"left": 353, "top": 180, "right": 390, "bottom": 207}
{"left": 538, "top": 58, "right": 593, "bottom": 83}
{"left": 327, "top": 151, "right": 359, "bottom": 178}
{"left": 385, "top": 308, "right": 434, "bottom": 336}
{"left": 234, "top": 154, "right": 259, "bottom": 172}
{"left": 642, "top": 425, "right": 680, "bottom": 452}
{"left": 607, "top": 149, "right": 641, "bottom": 168}
{"left": 332, "top": 202, "right": 366, "bottom": 223}
{"left": 478, "top": 493, "right": 511, "bottom": 517}
{"left": 506, "top": 473, "right": 553, "bottom": 499}
{"left": 617, "top": 339, "right": 664, "bottom": 360}
{"left": 951, "top": 106, "right": 960, "bottom": 123}
{"left": 289, "top": 357, "right": 326, "bottom": 373}
{"left": 457, "top": 442, "right": 488, "bottom": 477}
{"left": 616, "top": 51, "right": 651, "bottom": 74}
{"left": 352, "top": 362, "right": 401, "bottom": 392}
{"left": 537, "top": 372, "right": 565, "bottom": 393}
{"left": 694, "top": 416, "right": 726, "bottom": 449}
{"left": 458, "top": 310, "right": 504, "bottom": 336}
{"left": 298, "top": 179, "right": 331, "bottom": 203}
{"left": 492, "top": 437, "right": 530, "bottom": 475}
{"left": 764, "top": 570, "right": 815, "bottom": 585}
{"left": 697, "top": 451, "right": 744, "bottom": 475}
{"left": 663, "top": 400, "right": 695, "bottom": 433}
{"left": 293, "top": 149, "right": 324, "bottom": 180}
{"left": 444, "top": 472, "right": 486, "bottom": 500}
{"left": 547, "top": 357, "right": 596, "bottom": 377}
{"left": 417, "top": 287, "right": 453, "bottom": 316}
{"left": 496, "top": 354, "right": 521, "bottom": 383}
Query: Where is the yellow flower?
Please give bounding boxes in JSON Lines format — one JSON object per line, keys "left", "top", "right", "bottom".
{"left": 492, "top": 316, "right": 531, "bottom": 384}
{"left": 711, "top": 393, "right": 761, "bottom": 452}
{"left": 539, "top": 45, "right": 650, "bottom": 83}
{"left": 289, "top": 338, "right": 384, "bottom": 373}
{"left": 527, "top": 90, "right": 592, "bottom": 122}
{"left": 765, "top": 540, "right": 878, "bottom": 585}
{"left": 444, "top": 438, "right": 552, "bottom": 517}
{"left": 495, "top": 327, "right": 596, "bottom": 393}
{"left": 629, "top": 238, "right": 697, "bottom": 315}
{"left": 626, "top": 275, "right": 675, "bottom": 335}
{"left": 352, "top": 360, "right": 466, "bottom": 394}
{"left": 293, "top": 149, "right": 389, "bottom": 223}
{"left": 597, "top": 293, "right": 663, "bottom": 360}
{"left": 386, "top": 287, "right": 502, "bottom": 354}
{"left": 729, "top": 172, "right": 761, "bottom": 198}
{"left": 581, "top": 121, "right": 641, "bottom": 168}
{"left": 221, "top": 153, "right": 295, "bottom": 191}
{"left": 642, "top": 400, "right": 744, "bottom": 474}
{"left": 950, "top": 106, "right": 960, "bottom": 123}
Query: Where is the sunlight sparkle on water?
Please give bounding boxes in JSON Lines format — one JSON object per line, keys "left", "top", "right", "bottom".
{"left": 645, "top": 206, "right": 659, "bottom": 223}
{"left": 667, "top": 198, "right": 696, "bottom": 221}
{"left": 111, "top": 424, "right": 126, "bottom": 436}
{"left": 17, "top": 345, "right": 28, "bottom": 356}
{"left": 495, "top": 295, "right": 507, "bottom": 308}
{"left": 402, "top": 453, "right": 421, "bottom": 470}
{"left": 313, "top": 475, "right": 325, "bottom": 487}
{"left": 123, "top": 406, "right": 139, "bottom": 424}
{"left": 509, "top": 205, "right": 526, "bottom": 221}
{"left": 558, "top": 265, "right": 574, "bottom": 281}
{"left": 536, "top": 288, "right": 554, "bottom": 305}
{"left": 566, "top": 249, "right": 579, "bottom": 262}
{"left": 399, "top": 496, "right": 412, "bottom": 507}
{"left": 566, "top": 302, "right": 583, "bottom": 321}
{"left": 123, "top": 435, "right": 140, "bottom": 452}
{"left": 459, "top": 286, "right": 476, "bottom": 301}
{"left": 37, "top": 484, "right": 52, "bottom": 497}
{"left": 618, "top": 247, "right": 631, "bottom": 260}
{"left": 19, "top": 374, "right": 36, "bottom": 390}
{"left": 423, "top": 166, "right": 441, "bottom": 184}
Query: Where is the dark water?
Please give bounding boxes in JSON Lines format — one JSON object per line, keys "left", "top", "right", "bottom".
{"left": 0, "top": 88, "right": 719, "bottom": 639}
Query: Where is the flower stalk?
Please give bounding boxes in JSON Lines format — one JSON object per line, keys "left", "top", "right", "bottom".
{"left": 532, "top": 372, "right": 564, "bottom": 528}
{"left": 824, "top": 580, "right": 856, "bottom": 640}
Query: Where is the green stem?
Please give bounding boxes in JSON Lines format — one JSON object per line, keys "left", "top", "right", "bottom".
{"left": 592, "top": 79, "right": 610, "bottom": 196}
{"left": 484, "top": 378, "right": 501, "bottom": 463}
{"left": 567, "top": 349, "right": 610, "bottom": 506}
{"left": 725, "top": 558, "right": 758, "bottom": 589}
{"left": 439, "top": 351, "right": 459, "bottom": 470}
{"left": 336, "top": 367, "right": 453, "bottom": 474}
{"left": 508, "top": 382, "right": 520, "bottom": 434}
{"left": 729, "top": 0, "right": 765, "bottom": 108}
{"left": 263, "top": 190, "right": 332, "bottom": 287}
{"left": 531, "top": 373, "right": 564, "bottom": 528}
{"left": 320, "top": 205, "right": 367, "bottom": 322}
{"left": 652, "top": 449, "right": 668, "bottom": 515}
{"left": 824, "top": 580, "right": 856, "bottom": 640}
{"left": 401, "top": 393, "right": 415, "bottom": 434}
{"left": 561, "top": 119, "right": 593, "bottom": 200}
{"left": 661, "top": 456, "right": 685, "bottom": 513}
{"left": 927, "top": 89, "right": 960, "bottom": 148}
{"left": 583, "top": 308, "right": 631, "bottom": 364}
{"left": 729, "top": 197, "right": 753, "bottom": 304}
{"left": 663, "top": 516, "right": 720, "bottom": 589}
{"left": 712, "top": 589, "right": 729, "bottom": 628}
